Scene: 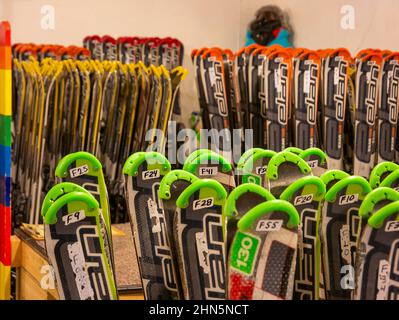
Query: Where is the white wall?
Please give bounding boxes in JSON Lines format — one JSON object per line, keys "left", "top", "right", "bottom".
{"left": 239, "top": 0, "right": 399, "bottom": 55}
{"left": 3, "top": 0, "right": 399, "bottom": 122}
{"left": 2, "top": 0, "right": 242, "bottom": 125}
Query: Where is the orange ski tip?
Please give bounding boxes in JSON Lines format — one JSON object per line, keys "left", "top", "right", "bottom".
{"left": 191, "top": 49, "right": 198, "bottom": 59}
{"left": 236, "top": 47, "right": 247, "bottom": 56}
{"left": 244, "top": 43, "right": 262, "bottom": 54}
{"left": 201, "top": 47, "right": 223, "bottom": 61}
{"left": 223, "top": 49, "right": 234, "bottom": 60}
{"left": 382, "top": 51, "right": 399, "bottom": 61}
{"left": 297, "top": 50, "right": 321, "bottom": 64}
{"left": 361, "top": 52, "right": 383, "bottom": 65}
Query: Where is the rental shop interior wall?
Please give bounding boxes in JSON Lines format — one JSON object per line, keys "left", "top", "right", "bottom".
{"left": 239, "top": 0, "right": 399, "bottom": 54}
{"left": 1, "top": 0, "right": 242, "bottom": 127}
{"left": 3, "top": 0, "right": 399, "bottom": 126}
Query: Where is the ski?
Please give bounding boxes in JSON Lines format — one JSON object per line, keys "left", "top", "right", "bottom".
{"left": 123, "top": 152, "right": 179, "bottom": 300}
{"left": 280, "top": 176, "right": 326, "bottom": 299}
{"left": 42, "top": 182, "right": 117, "bottom": 300}
{"left": 320, "top": 175, "right": 371, "bottom": 299}
{"left": 369, "top": 161, "right": 399, "bottom": 189}
{"left": 227, "top": 200, "right": 299, "bottom": 300}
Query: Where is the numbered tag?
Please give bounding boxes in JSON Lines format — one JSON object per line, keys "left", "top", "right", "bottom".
{"left": 339, "top": 194, "right": 359, "bottom": 205}
{"left": 199, "top": 167, "right": 218, "bottom": 176}
{"left": 307, "top": 160, "right": 319, "bottom": 168}
{"left": 230, "top": 232, "right": 260, "bottom": 276}
{"left": 69, "top": 165, "right": 89, "bottom": 178}
{"left": 193, "top": 197, "right": 214, "bottom": 210}
{"left": 62, "top": 210, "right": 86, "bottom": 226}
{"left": 255, "top": 166, "right": 267, "bottom": 175}
{"left": 256, "top": 219, "right": 283, "bottom": 232}
{"left": 294, "top": 194, "right": 314, "bottom": 205}
{"left": 385, "top": 221, "right": 399, "bottom": 232}
{"left": 142, "top": 169, "right": 160, "bottom": 180}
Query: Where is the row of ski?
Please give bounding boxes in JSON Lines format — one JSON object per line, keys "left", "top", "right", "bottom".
{"left": 41, "top": 147, "right": 399, "bottom": 299}
{"left": 12, "top": 43, "right": 90, "bottom": 61}
{"left": 191, "top": 45, "right": 399, "bottom": 179}
{"left": 12, "top": 56, "right": 187, "bottom": 226}
{"left": 83, "top": 35, "right": 184, "bottom": 68}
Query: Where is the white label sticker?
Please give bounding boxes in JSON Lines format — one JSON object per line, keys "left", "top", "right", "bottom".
{"left": 334, "top": 67, "right": 339, "bottom": 85}
{"left": 376, "top": 260, "right": 390, "bottom": 300}
{"left": 209, "top": 67, "right": 216, "bottom": 86}
{"left": 339, "top": 194, "right": 359, "bottom": 205}
{"left": 394, "top": 187, "right": 399, "bottom": 192}
{"left": 307, "top": 160, "right": 319, "bottom": 168}
{"left": 275, "top": 69, "right": 282, "bottom": 93}
{"left": 385, "top": 221, "right": 399, "bottom": 232}
{"left": 142, "top": 169, "right": 160, "bottom": 180}
{"left": 193, "top": 197, "right": 214, "bottom": 210}
{"left": 304, "top": 70, "right": 311, "bottom": 93}
{"left": 62, "top": 210, "right": 86, "bottom": 226}
{"left": 256, "top": 166, "right": 267, "bottom": 175}
{"left": 294, "top": 194, "right": 314, "bottom": 206}
{"left": 199, "top": 167, "right": 218, "bottom": 176}
{"left": 256, "top": 220, "right": 283, "bottom": 232}
{"left": 69, "top": 164, "right": 89, "bottom": 178}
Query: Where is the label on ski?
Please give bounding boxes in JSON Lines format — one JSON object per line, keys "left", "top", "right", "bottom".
{"left": 123, "top": 152, "right": 179, "bottom": 300}
{"left": 321, "top": 176, "right": 371, "bottom": 300}
{"left": 175, "top": 179, "right": 227, "bottom": 300}
{"left": 43, "top": 188, "right": 117, "bottom": 300}
{"left": 280, "top": 176, "right": 326, "bottom": 300}
{"left": 228, "top": 200, "right": 299, "bottom": 300}
{"left": 354, "top": 201, "right": 399, "bottom": 300}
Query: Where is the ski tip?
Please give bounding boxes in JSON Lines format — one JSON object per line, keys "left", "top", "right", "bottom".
{"left": 320, "top": 170, "right": 350, "bottom": 189}
{"left": 43, "top": 191, "right": 99, "bottom": 225}
{"left": 369, "top": 161, "right": 399, "bottom": 189}
{"left": 41, "top": 182, "right": 90, "bottom": 218}
{"left": 284, "top": 147, "right": 303, "bottom": 155}
{"left": 359, "top": 187, "right": 399, "bottom": 220}
{"left": 55, "top": 151, "right": 102, "bottom": 178}
{"left": 237, "top": 200, "right": 300, "bottom": 231}
{"left": 158, "top": 170, "right": 198, "bottom": 200}
{"left": 280, "top": 175, "right": 326, "bottom": 202}
{"left": 325, "top": 176, "right": 371, "bottom": 203}
{"left": 224, "top": 184, "right": 275, "bottom": 219}
{"left": 183, "top": 149, "right": 232, "bottom": 174}
{"left": 368, "top": 200, "right": 399, "bottom": 229}
{"left": 266, "top": 151, "right": 311, "bottom": 180}
{"left": 175, "top": 178, "right": 227, "bottom": 209}
{"left": 380, "top": 169, "right": 399, "bottom": 189}
{"left": 123, "top": 152, "right": 171, "bottom": 177}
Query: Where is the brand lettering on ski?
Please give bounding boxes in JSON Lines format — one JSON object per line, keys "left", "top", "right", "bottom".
{"left": 340, "top": 225, "right": 352, "bottom": 265}
{"left": 255, "top": 166, "right": 267, "bottom": 175}
{"left": 295, "top": 209, "right": 317, "bottom": 297}
{"left": 304, "top": 62, "right": 318, "bottom": 125}
{"left": 294, "top": 194, "right": 314, "bottom": 205}
{"left": 199, "top": 167, "right": 218, "bottom": 176}
{"left": 210, "top": 58, "right": 228, "bottom": 117}
{"left": 62, "top": 210, "right": 86, "bottom": 226}
{"left": 231, "top": 232, "right": 260, "bottom": 276}
{"left": 385, "top": 221, "right": 399, "bottom": 232}
{"left": 193, "top": 197, "right": 214, "bottom": 210}
{"left": 365, "top": 64, "right": 379, "bottom": 126}
{"left": 334, "top": 59, "right": 347, "bottom": 121}
{"left": 69, "top": 164, "right": 89, "bottom": 178}
{"left": 259, "top": 63, "right": 267, "bottom": 116}
{"left": 142, "top": 169, "right": 160, "bottom": 180}
{"left": 256, "top": 219, "right": 283, "bottom": 231}
{"left": 388, "top": 64, "right": 399, "bottom": 124}
{"left": 276, "top": 63, "right": 288, "bottom": 125}
{"left": 203, "top": 213, "right": 225, "bottom": 299}
{"left": 339, "top": 194, "right": 359, "bottom": 205}
{"left": 148, "top": 190, "right": 177, "bottom": 292}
